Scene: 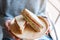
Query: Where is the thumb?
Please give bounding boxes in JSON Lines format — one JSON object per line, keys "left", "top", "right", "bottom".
{"left": 5, "top": 20, "right": 11, "bottom": 31}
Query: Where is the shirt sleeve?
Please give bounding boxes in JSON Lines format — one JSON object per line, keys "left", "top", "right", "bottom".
{"left": 36, "top": 0, "right": 47, "bottom": 17}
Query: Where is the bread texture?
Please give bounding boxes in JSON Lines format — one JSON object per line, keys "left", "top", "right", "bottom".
{"left": 10, "top": 15, "right": 26, "bottom": 34}
{"left": 21, "top": 9, "right": 44, "bottom": 32}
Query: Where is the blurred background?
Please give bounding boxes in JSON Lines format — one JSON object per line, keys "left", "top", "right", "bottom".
{"left": 46, "top": 0, "right": 60, "bottom": 40}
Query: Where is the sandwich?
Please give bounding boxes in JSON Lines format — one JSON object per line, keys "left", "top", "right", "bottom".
{"left": 10, "top": 15, "right": 26, "bottom": 34}
{"left": 21, "top": 9, "right": 44, "bottom": 32}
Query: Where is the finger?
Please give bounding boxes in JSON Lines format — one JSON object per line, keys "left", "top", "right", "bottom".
{"left": 5, "top": 20, "right": 11, "bottom": 30}
{"left": 46, "top": 29, "right": 50, "bottom": 35}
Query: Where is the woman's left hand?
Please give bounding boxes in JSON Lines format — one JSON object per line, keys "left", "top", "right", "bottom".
{"left": 5, "top": 20, "right": 21, "bottom": 40}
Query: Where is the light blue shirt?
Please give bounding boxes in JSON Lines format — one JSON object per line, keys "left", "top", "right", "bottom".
{"left": 6, "top": 0, "right": 46, "bottom": 19}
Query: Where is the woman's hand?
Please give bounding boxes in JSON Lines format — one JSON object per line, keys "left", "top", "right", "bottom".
{"left": 5, "top": 20, "right": 20, "bottom": 40}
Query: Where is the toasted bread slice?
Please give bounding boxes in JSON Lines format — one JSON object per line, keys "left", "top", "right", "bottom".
{"left": 10, "top": 15, "right": 26, "bottom": 34}
{"left": 21, "top": 9, "right": 44, "bottom": 32}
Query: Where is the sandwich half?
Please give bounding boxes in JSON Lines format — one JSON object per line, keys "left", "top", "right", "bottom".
{"left": 21, "top": 9, "right": 44, "bottom": 32}
{"left": 10, "top": 15, "right": 26, "bottom": 34}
